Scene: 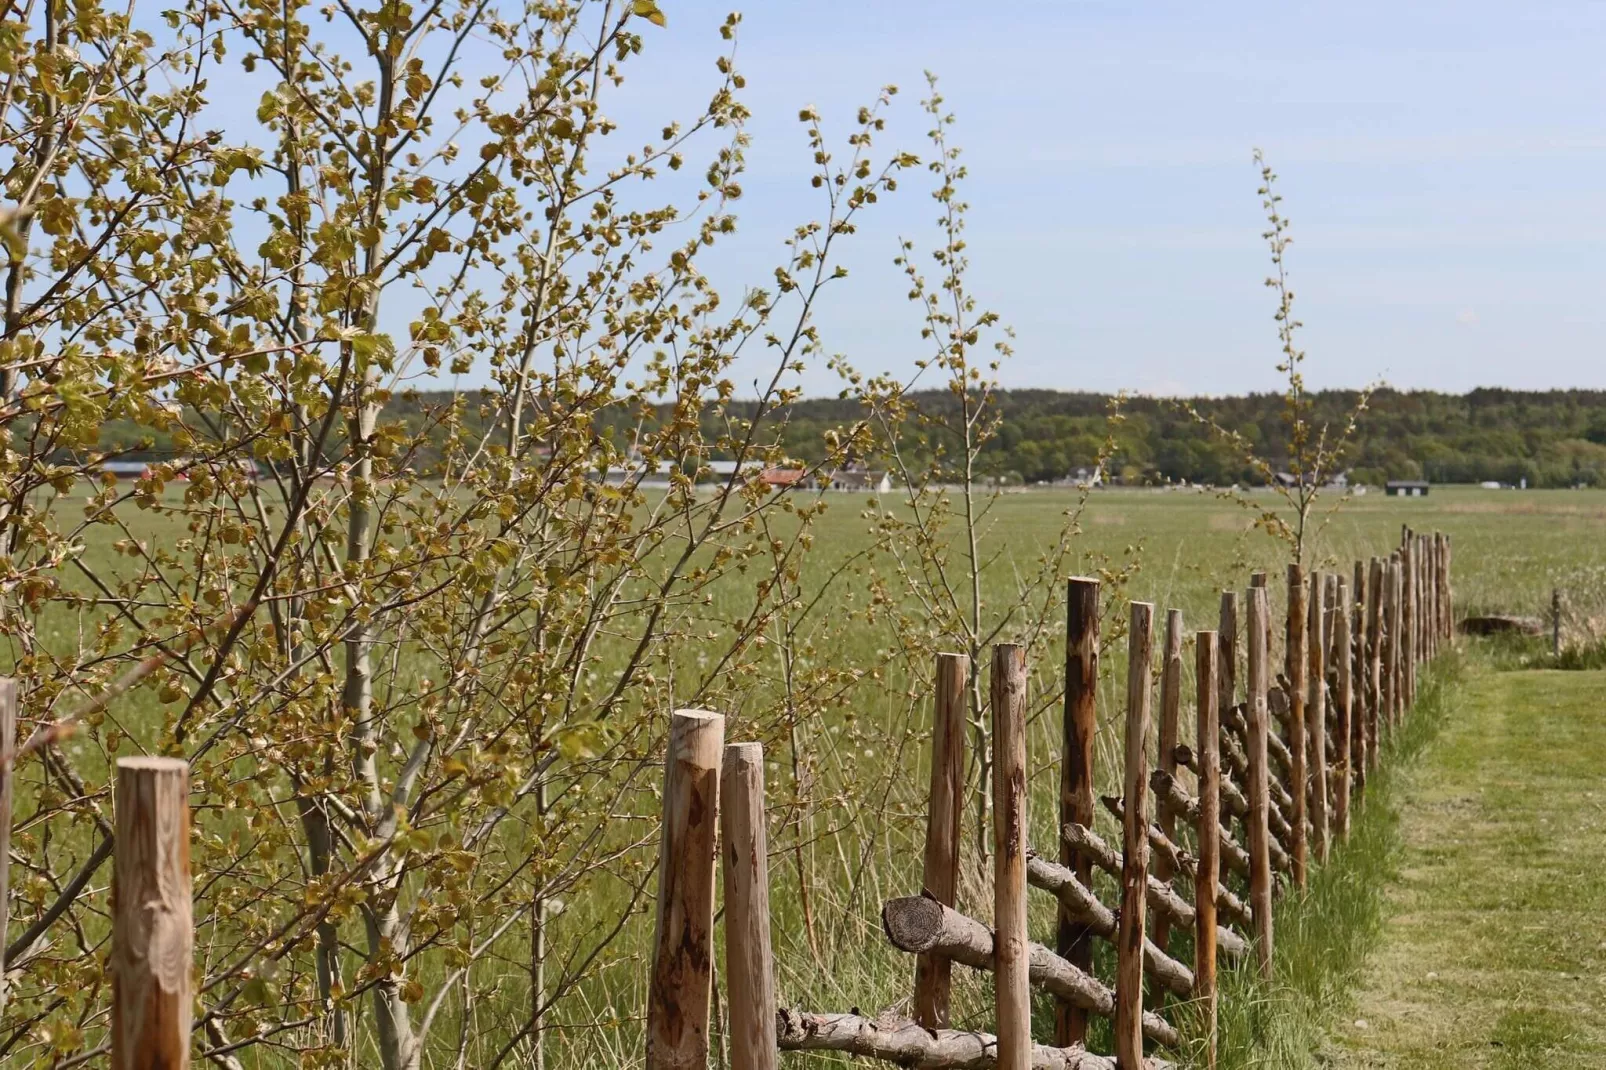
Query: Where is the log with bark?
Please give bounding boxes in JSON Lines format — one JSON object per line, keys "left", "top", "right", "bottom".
{"left": 880, "top": 896, "right": 1184, "bottom": 1040}
{"left": 1024, "top": 852, "right": 1245, "bottom": 963}
{"left": 776, "top": 1010, "right": 1175, "bottom": 1070}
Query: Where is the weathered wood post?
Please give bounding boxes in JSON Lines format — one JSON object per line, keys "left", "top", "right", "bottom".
{"left": 647, "top": 710, "right": 725, "bottom": 1070}
{"left": 1194, "top": 631, "right": 1221, "bottom": 1069}
{"left": 112, "top": 756, "right": 192, "bottom": 1070}
{"left": 1553, "top": 588, "right": 1562, "bottom": 658}
{"left": 1218, "top": 592, "right": 1239, "bottom": 718}
{"left": 721, "top": 743, "right": 776, "bottom": 1070}
{"left": 1403, "top": 537, "right": 1417, "bottom": 706}
{"left": 1367, "top": 558, "right": 1384, "bottom": 767}
{"left": 1324, "top": 572, "right": 1341, "bottom": 673}
{"left": 1251, "top": 570, "right": 1270, "bottom": 671}
{"left": 1444, "top": 534, "right": 1454, "bottom": 640}
{"left": 0, "top": 679, "right": 15, "bottom": 1019}
{"left": 1307, "top": 573, "right": 1329, "bottom": 864}
{"left": 914, "top": 652, "right": 968, "bottom": 1029}
{"left": 1116, "top": 603, "right": 1154, "bottom": 1070}
{"left": 1245, "top": 586, "right": 1274, "bottom": 977}
{"left": 1057, "top": 578, "right": 1100, "bottom": 1046}
{"left": 1286, "top": 563, "right": 1308, "bottom": 889}
{"left": 1349, "top": 564, "right": 1368, "bottom": 793}
{"left": 1335, "top": 576, "right": 1353, "bottom": 838}
{"left": 1389, "top": 555, "right": 1404, "bottom": 725}
{"left": 1153, "top": 609, "right": 1184, "bottom": 959}
{"left": 992, "top": 644, "right": 1031, "bottom": 1070}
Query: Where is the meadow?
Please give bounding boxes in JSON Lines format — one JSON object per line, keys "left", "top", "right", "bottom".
{"left": 16, "top": 482, "right": 1605, "bottom": 1068}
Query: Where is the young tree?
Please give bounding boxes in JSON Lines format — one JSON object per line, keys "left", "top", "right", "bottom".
{"left": 0, "top": 4, "right": 923, "bottom": 1066}
{"left": 1181, "top": 151, "right": 1370, "bottom": 567}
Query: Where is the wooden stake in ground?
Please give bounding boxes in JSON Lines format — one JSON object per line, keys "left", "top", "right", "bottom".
{"left": 1367, "top": 557, "right": 1384, "bottom": 769}
{"left": 1286, "top": 563, "right": 1309, "bottom": 888}
{"left": 1218, "top": 591, "right": 1239, "bottom": 718}
{"left": 1251, "top": 570, "right": 1271, "bottom": 673}
{"left": 1057, "top": 577, "right": 1100, "bottom": 1046}
{"left": 1153, "top": 609, "right": 1184, "bottom": 959}
{"left": 1307, "top": 572, "right": 1329, "bottom": 864}
{"left": 1194, "top": 631, "right": 1221, "bottom": 1069}
{"left": 915, "top": 652, "right": 968, "bottom": 1029}
{"left": 1335, "top": 576, "right": 1353, "bottom": 839}
{"left": 992, "top": 643, "right": 1031, "bottom": 1070}
{"left": 1350, "top": 562, "right": 1368, "bottom": 792}
{"left": 721, "top": 743, "right": 776, "bottom": 1070}
{"left": 1403, "top": 536, "right": 1417, "bottom": 706}
{"left": 112, "top": 756, "right": 192, "bottom": 1070}
{"left": 647, "top": 710, "right": 725, "bottom": 1070}
{"left": 1117, "top": 603, "right": 1154, "bottom": 1070}
{"left": 1245, "top": 586, "right": 1274, "bottom": 977}
{"left": 1389, "top": 556, "right": 1404, "bottom": 725}
{"left": 1443, "top": 533, "right": 1454, "bottom": 641}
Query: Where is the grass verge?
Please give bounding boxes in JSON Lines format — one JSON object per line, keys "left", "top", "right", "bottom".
{"left": 1207, "top": 651, "right": 1467, "bottom": 1070}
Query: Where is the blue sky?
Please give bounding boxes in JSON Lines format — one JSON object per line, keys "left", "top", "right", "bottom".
{"left": 596, "top": 1, "right": 1606, "bottom": 397}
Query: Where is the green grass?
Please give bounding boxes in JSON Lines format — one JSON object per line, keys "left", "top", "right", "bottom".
{"left": 1315, "top": 665, "right": 1606, "bottom": 1068}
{"left": 15, "top": 484, "right": 1606, "bottom": 1067}
{"left": 1209, "top": 652, "right": 1465, "bottom": 1068}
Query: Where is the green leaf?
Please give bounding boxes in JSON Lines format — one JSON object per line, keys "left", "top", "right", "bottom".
{"left": 630, "top": 0, "right": 666, "bottom": 27}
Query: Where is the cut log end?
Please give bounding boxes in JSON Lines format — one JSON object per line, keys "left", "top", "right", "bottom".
{"left": 882, "top": 895, "right": 947, "bottom": 955}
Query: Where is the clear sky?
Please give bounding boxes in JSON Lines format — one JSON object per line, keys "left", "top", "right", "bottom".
{"left": 600, "top": 1, "right": 1606, "bottom": 397}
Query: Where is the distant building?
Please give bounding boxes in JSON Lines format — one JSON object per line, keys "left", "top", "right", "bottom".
{"left": 760, "top": 467, "right": 807, "bottom": 489}
{"left": 1385, "top": 480, "right": 1430, "bottom": 497}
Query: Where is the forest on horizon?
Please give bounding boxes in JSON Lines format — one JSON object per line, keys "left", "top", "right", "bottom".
{"left": 93, "top": 386, "right": 1606, "bottom": 489}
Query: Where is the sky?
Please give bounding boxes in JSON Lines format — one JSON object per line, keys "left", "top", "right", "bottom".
{"left": 588, "top": 0, "right": 1606, "bottom": 397}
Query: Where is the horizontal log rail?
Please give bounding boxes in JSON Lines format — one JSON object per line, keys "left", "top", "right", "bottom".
{"left": 881, "top": 896, "right": 1185, "bottom": 1039}
{"left": 776, "top": 1010, "right": 1176, "bottom": 1070}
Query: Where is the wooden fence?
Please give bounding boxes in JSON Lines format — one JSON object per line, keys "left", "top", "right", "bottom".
{"left": 643, "top": 526, "right": 1454, "bottom": 1070}
{"left": 12, "top": 529, "right": 1452, "bottom": 1068}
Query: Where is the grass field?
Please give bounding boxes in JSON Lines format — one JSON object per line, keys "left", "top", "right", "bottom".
{"left": 17, "top": 483, "right": 1606, "bottom": 1067}
{"left": 1322, "top": 667, "right": 1606, "bottom": 1069}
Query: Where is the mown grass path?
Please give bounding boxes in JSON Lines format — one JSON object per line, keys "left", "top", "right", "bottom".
{"left": 1328, "top": 669, "right": 1606, "bottom": 1068}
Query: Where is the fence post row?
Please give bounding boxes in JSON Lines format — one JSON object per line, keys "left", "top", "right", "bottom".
{"left": 68, "top": 531, "right": 1460, "bottom": 1070}
{"left": 640, "top": 528, "right": 1456, "bottom": 1070}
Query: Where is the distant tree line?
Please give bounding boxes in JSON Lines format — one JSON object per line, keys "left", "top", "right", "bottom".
{"left": 88, "top": 386, "right": 1606, "bottom": 489}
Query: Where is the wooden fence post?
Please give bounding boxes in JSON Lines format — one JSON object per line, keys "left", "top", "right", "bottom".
{"left": 1250, "top": 571, "right": 1270, "bottom": 674}
{"left": 1194, "top": 631, "right": 1221, "bottom": 1069}
{"left": 1057, "top": 578, "right": 1099, "bottom": 1046}
{"left": 1367, "top": 558, "right": 1384, "bottom": 768}
{"left": 1286, "top": 563, "right": 1308, "bottom": 889}
{"left": 1335, "top": 576, "right": 1353, "bottom": 839}
{"left": 1153, "top": 609, "right": 1184, "bottom": 959}
{"left": 1245, "top": 587, "right": 1274, "bottom": 977}
{"left": 1307, "top": 573, "right": 1329, "bottom": 865}
{"left": 992, "top": 644, "right": 1031, "bottom": 1070}
{"left": 112, "top": 756, "right": 192, "bottom": 1070}
{"left": 1444, "top": 534, "right": 1454, "bottom": 639}
{"left": 721, "top": 743, "right": 776, "bottom": 1070}
{"left": 1349, "top": 564, "right": 1368, "bottom": 793}
{"left": 1116, "top": 603, "right": 1154, "bottom": 1070}
{"left": 0, "top": 679, "right": 15, "bottom": 1020}
{"left": 1218, "top": 592, "right": 1239, "bottom": 717}
{"left": 647, "top": 710, "right": 725, "bottom": 1070}
{"left": 914, "top": 653, "right": 968, "bottom": 1029}
{"left": 1553, "top": 588, "right": 1562, "bottom": 658}
{"left": 1403, "top": 537, "right": 1417, "bottom": 706}
{"left": 1389, "top": 556, "right": 1404, "bottom": 725}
